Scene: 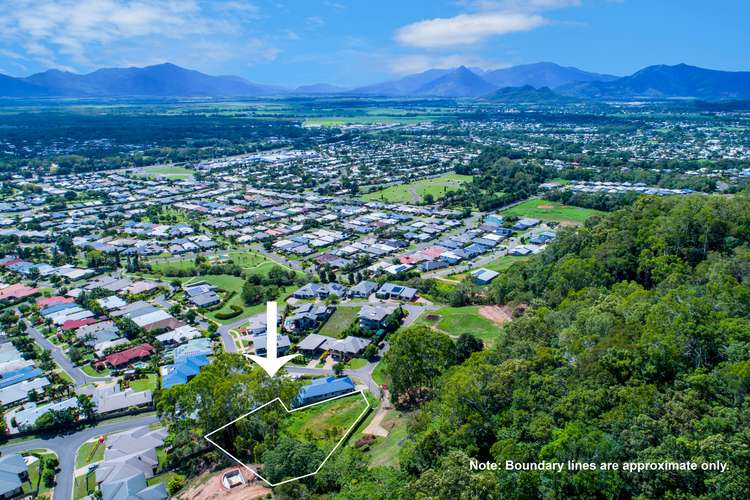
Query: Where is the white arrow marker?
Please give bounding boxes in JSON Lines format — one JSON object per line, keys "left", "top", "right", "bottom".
{"left": 246, "top": 301, "right": 298, "bottom": 377}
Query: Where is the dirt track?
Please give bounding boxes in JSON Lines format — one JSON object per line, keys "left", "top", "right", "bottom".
{"left": 479, "top": 305, "right": 512, "bottom": 325}
{"left": 179, "top": 467, "right": 270, "bottom": 500}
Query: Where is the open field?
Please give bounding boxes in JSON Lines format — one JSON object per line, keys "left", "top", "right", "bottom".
{"left": 148, "top": 250, "right": 276, "bottom": 276}
{"left": 361, "top": 173, "right": 472, "bottom": 204}
{"left": 501, "top": 198, "right": 604, "bottom": 224}
{"left": 282, "top": 392, "right": 371, "bottom": 455}
{"left": 138, "top": 165, "right": 193, "bottom": 179}
{"left": 416, "top": 306, "right": 503, "bottom": 343}
{"left": 318, "top": 306, "right": 361, "bottom": 338}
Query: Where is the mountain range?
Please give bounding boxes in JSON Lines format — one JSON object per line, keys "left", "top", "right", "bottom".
{"left": 1, "top": 61, "right": 749, "bottom": 101}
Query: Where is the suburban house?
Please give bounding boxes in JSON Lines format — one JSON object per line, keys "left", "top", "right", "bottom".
{"left": 375, "top": 282, "right": 418, "bottom": 301}
{"left": 349, "top": 280, "right": 377, "bottom": 298}
{"left": 155, "top": 324, "right": 202, "bottom": 346}
{"left": 293, "top": 282, "right": 348, "bottom": 300}
{"left": 358, "top": 303, "right": 397, "bottom": 331}
{"left": 283, "top": 303, "right": 334, "bottom": 332}
{"left": 78, "top": 381, "right": 153, "bottom": 415}
{"left": 184, "top": 282, "right": 221, "bottom": 308}
{"left": 253, "top": 334, "right": 291, "bottom": 356}
{"left": 471, "top": 268, "right": 500, "bottom": 285}
{"left": 295, "top": 376, "right": 356, "bottom": 406}
{"left": 327, "top": 336, "right": 371, "bottom": 361}
{"left": 5, "top": 397, "right": 80, "bottom": 433}
{"left": 96, "top": 426, "right": 169, "bottom": 500}
{"left": 512, "top": 217, "right": 540, "bottom": 230}
{"left": 0, "top": 377, "right": 50, "bottom": 408}
{"left": 296, "top": 333, "right": 333, "bottom": 357}
{"left": 0, "top": 453, "right": 27, "bottom": 499}
{"left": 95, "top": 343, "right": 155, "bottom": 370}
{"left": 161, "top": 355, "right": 210, "bottom": 389}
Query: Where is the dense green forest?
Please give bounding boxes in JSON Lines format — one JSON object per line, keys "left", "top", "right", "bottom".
{"left": 364, "top": 195, "right": 750, "bottom": 499}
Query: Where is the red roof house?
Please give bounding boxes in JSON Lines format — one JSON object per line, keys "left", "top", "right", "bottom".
{"left": 37, "top": 296, "right": 75, "bottom": 307}
{"left": 0, "top": 283, "right": 39, "bottom": 301}
{"left": 61, "top": 318, "right": 100, "bottom": 332}
{"left": 97, "top": 343, "right": 155, "bottom": 369}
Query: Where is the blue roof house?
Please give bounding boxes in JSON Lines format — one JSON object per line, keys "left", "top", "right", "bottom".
{"left": 0, "top": 366, "right": 43, "bottom": 389}
{"left": 161, "top": 355, "right": 210, "bottom": 389}
{"left": 295, "top": 376, "right": 356, "bottom": 407}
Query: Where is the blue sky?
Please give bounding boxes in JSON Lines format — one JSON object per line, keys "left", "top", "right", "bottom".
{"left": 0, "top": 0, "right": 747, "bottom": 87}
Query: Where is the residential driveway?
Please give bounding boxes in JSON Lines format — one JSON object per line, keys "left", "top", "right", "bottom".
{"left": 0, "top": 414, "right": 159, "bottom": 500}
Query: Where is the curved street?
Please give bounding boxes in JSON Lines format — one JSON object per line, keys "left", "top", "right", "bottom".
{"left": 0, "top": 414, "right": 159, "bottom": 500}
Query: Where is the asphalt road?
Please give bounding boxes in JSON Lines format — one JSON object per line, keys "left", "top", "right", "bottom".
{"left": 0, "top": 414, "right": 159, "bottom": 500}
{"left": 22, "top": 319, "right": 99, "bottom": 386}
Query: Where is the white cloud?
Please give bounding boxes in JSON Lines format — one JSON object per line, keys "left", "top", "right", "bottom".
{"left": 396, "top": 12, "right": 546, "bottom": 48}
{"left": 456, "top": 0, "right": 580, "bottom": 11}
{"left": 389, "top": 54, "right": 509, "bottom": 74}
{"left": 0, "top": 0, "right": 277, "bottom": 72}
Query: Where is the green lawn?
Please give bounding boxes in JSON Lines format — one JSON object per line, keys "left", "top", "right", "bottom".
{"left": 185, "top": 274, "right": 296, "bottom": 324}
{"left": 22, "top": 452, "right": 56, "bottom": 496}
{"left": 140, "top": 165, "right": 193, "bottom": 179}
{"left": 415, "top": 306, "right": 502, "bottom": 342}
{"left": 364, "top": 411, "right": 410, "bottom": 467}
{"left": 361, "top": 174, "right": 472, "bottom": 204}
{"left": 482, "top": 254, "right": 531, "bottom": 273}
{"left": 346, "top": 357, "right": 368, "bottom": 370}
{"left": 501, "top": 198, "right": 605, "bottom": 224}
{"left": 76, "top": 439, "right": 106, "bottom": 468}
{"left": 283, "top": 392, "right": 369, "bottom": 455}
{"left": 318, "top": 306, "right": 361, "bottom": 338}
{"left": 371, "top": 361, "right": 389, "bottom": 386}
{"left": 81, "top": 364, "right": 110, "bottom": 377}
{"left": 149, "top": 250, "right": 277, "bottom": 276}
{"left": 73, "top": 471, "right": 96, "bottom": 500}
{"left": 451, "top": 254, "right": 531, "bottom": 282}
{"left": 130, "top": 373, "right": 158, "bottom": 392}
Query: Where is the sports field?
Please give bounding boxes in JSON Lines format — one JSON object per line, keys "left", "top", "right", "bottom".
{"left": 501, "top": 198, "right": 604, "bottom": 224}
{"left": 139, "top": 165, "right": 193, "bottom": 179}
{"left": 361, "top": 173, "right": 471, "bottom": 204}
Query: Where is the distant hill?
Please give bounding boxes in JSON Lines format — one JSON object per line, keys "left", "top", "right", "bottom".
{"left": 3, "top": 61, "right": 750, "bottom": 100}
{"left": 412, "top": 66, "right": 496, "bottom": 97}
{"left": 486, "top": 85, "right": 580, "bottom": 104}
{"left": 348, "top": 69, "right": 452, "bottom": 96}
{"left": 0, "top": 73, "right": 47, "bottom": 97}
{"left": 483, "top": 62, "right": 617, "bottom": 89}
{"left": 560, "top": 64, "right": 750, "bottom": 100}
{"left": 0, "top": 63, "right": 286, "bottom": 97}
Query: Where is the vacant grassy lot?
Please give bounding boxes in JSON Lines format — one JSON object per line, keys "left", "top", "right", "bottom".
{"left": 363, "top": 411, "right": 410, "bottom": 467}
{"left": 284, "top": 392, "right": 369, "bottom": 455}
{"left": 483, "top": 254, "right": 531, "bottom": 273}
{"left": 361, "top": 173, "right": 472, "bottom": 204}
{"left": 501, "top": 198, "right": 604, "bottom": 224}
{"left": 318, "top": 306, "right": 361, "bottom": 338}
{"left": 416, "top": 306, "right": 502, "bottom": 342}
